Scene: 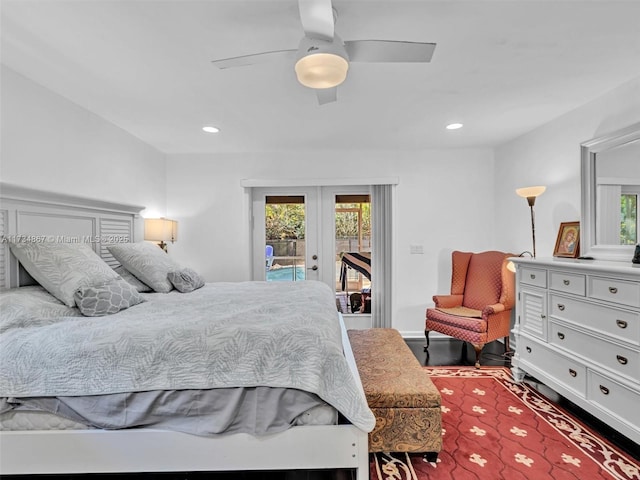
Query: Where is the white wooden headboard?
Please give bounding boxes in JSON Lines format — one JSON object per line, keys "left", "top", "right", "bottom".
{"left": 0, "top": 183, "right": 145, "bottom": 289}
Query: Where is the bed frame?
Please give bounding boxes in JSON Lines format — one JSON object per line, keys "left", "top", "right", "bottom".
{"left": 0, "top": 183, "right": 370, "bottom": 479}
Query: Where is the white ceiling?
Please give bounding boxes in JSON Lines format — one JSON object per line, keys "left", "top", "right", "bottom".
{"left": 2, "top": 0, "right": 639, "bottom": 154}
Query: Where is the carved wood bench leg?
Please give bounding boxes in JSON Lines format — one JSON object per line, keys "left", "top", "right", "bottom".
{"left": 423, "top": 452, "right": 439, "bottom": 463}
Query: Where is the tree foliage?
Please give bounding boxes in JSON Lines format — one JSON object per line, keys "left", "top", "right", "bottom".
{"left": 265, "top": 202, "right": 371, "bottom": 241}
{"left": 265, "top": 204, "right": 305, "bottom": 240}
{"left": 335, "top": 204, "right": 371, "bottom": 238}
{"left": 621, "top": 194, "right": 637, "bottom": 245}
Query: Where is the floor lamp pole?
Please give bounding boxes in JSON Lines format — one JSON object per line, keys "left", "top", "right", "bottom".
{"left": 528, "top": 201, "right": 537, "bottom": 258}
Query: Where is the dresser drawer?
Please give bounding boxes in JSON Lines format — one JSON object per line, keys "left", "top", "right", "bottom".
{"left": 549, "top": 271, "right": 585, "bottom": 296}
{"left": 589, "top": 276, "right": 640, "bottom": 308}
{"left": 587, "top": 370, "right": 640, "bottom": 432}
{"left": 549, "top": 294, "right": 640, "bottom": 346}
{"left": 520, "top": 267, "right": 547, "bottom": 288}
{"left": 550, "top": 322, "right": 639, "bottom": 382}
{"left": 516, "top": 338, "right": 586, "bottom": 397}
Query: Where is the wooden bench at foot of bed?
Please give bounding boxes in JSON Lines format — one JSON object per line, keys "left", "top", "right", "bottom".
{"left": 348, "top": 328, "right": 442, "bottom": 459}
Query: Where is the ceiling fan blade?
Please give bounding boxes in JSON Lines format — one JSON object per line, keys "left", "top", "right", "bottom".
{"left": 298, "top": 0, "right": 334, "bottom": 41}
{"left": 345, "top": 40, "right": 436, "bottom": 63}
{"left": 316, "top": 87, "right": 337, "bottom": 105}
{"left": 212, "top": 49, "right": 296, "bottom": 69}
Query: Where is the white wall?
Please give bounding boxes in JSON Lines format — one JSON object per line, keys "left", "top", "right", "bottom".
{"left": 0, "top": 66, "right": 167, "bottom": 214}
{"left": 494, "top": 77, "right": 640, "bottom": 258}
{"left": 6, "top": 61, "right": 637, "bottom": 337}
{"left": 166, "top": 149, "right": 497, "bottom": 336}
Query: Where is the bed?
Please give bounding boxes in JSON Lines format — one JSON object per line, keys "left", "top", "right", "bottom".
{"left": 0, "top": 183, "right": 374, "bottom": 478}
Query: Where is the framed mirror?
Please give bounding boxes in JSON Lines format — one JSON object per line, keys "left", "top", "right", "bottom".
{"left": 581, "top": 121, "right": 640, "bottom": 261}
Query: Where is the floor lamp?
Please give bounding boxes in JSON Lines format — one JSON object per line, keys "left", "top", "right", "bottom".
{"left": 516, "top": 186, "right": 546, "bottom": 258}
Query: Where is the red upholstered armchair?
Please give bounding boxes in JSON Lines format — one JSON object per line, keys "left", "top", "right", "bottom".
{"left": 425, "top": 250, "right": 515, "bottom": 368}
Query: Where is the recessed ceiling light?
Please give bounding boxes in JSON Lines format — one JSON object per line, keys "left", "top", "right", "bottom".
{"left": 202, "top": 126, "right": 220, "bottom": 133}
{"left": 446, "top": 123, "right": 463, "bottom": 130}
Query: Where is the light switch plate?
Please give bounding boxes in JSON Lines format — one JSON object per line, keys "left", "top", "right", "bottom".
{"left": 410, "top": 244, "right": 424, "bottom": 254}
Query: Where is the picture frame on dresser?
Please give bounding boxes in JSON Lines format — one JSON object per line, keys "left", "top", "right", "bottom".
{"left": 553, "top": 221, "right": 580, "bottom": 258}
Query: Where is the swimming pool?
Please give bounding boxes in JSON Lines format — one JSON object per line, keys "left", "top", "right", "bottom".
{"left": 266, "top": 266, "right": 305, "bottom": 281}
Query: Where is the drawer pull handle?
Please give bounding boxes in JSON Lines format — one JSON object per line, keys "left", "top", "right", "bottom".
{"left": 569, "top": 369, "right": 577, "bottom": 377}
{"left": 563, "top": 279, "right": 570, "bottom": 285}
{"left": 557, "top": 304, "right": 565, "bottom": 311}
{"left": 616, "top": 320, "right": 628, "bottom": 329}
{"left": 541, "top": 314, "right": 546, "bottom": 319}
{"left": 557, "top": 332, "right": 565, "bottom": 340}
{"left": 599, "top": 385, "right": 610, "bottom": 395}
{"left": 617, "top": 355, "right": 628, "bottom": 365}
{"left": 526, "top": 346, "right": 532, "bottom": 353}
{"left": 609, "top": 287, "right": 618, "bottom": 294}
{"left": 530, "top": 274, "right": 536, "bottom": 279}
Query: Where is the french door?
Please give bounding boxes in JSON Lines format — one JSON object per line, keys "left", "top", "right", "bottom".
{"left": 251, "top": 186, "right": 371, "bottom": 319}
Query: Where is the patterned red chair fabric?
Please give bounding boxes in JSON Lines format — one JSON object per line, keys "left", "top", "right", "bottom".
{"left": 425, "top": 250, "right": 515, "bottom": 368}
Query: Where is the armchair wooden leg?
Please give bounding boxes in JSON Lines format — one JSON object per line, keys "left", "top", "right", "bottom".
{"left": 472, "top": 343, "right": 483, "bottom": 369}
{"left": 504, "top": 336, "right": 511, "bottom": 353}
{"left": 424, "top": 330, "right": 430, "bottom": 352}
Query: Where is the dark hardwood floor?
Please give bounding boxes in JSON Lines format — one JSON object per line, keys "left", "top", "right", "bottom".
{"left": 408, "top": 336, "right": 640, "bottom": 461}
{"left": 405, "top": 335, "right": 513, "bottom": 369}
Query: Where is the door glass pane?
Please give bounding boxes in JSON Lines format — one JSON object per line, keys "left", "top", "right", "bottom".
{"left": 621, "top": 193, "right": 638, "bottom": 245}
{"left": 265, "top": 196, "right": 306, "bottom": 281}
{"left": 335, "top": 194, "right": 371, "bottom": 313}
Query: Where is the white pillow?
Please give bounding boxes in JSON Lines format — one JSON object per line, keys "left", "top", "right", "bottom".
{"left": 0, "top": 285, "right": 82, "bottom": 333}
{"left": 9, "top": 242, "right": 120, "bottom": 307}
{"left": 107, "top": 242, "right": 182, "bottom": 293}
{"left": 114, "top": 265, "right": 152, "bottom": 293}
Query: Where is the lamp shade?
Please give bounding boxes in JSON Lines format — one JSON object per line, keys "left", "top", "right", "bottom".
{"left": 516, "top": 186, "right": 546, "bottom": 198}
{"left": 144, "top": 218, "right": 178, "bottom": 243}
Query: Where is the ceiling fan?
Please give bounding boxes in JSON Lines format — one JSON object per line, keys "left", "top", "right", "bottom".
{"left": 211, "top": 0, "right": 436, "bottom": 105}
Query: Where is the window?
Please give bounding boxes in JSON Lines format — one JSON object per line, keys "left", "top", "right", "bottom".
{"left": 265, "top": 195, "right": 306, "bottom": 281}
{"left": 335, "top": 194, "right": 371, "bottom": 313}
{"left": 621, "top": 190, "right": 639, "bottom": 245}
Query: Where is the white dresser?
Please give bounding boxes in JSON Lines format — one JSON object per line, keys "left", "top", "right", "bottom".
{"left": 511, "top": 257, "right": 640, "bottom": 445}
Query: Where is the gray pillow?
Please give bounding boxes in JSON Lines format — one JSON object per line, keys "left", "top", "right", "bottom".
{"left": 167, "top": 268, "right": 205, "bottom": 293}
{"left": 107, "top": 242, "right": 182, "bottom": 293}
{"left": 114, "top": 266, "right": 152, "bottom": 293}
{"left": 74, "top": 278, "right": 145, "bottom": 317}
{"left": 9, "top": 242, "right": 120, "bottom": 307}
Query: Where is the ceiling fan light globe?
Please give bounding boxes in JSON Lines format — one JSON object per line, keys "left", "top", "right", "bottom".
{"left": 295, "top": 53, "right": 349, "bottom": 89}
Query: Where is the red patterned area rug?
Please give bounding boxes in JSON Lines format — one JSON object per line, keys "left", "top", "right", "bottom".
{"left": 370, "top": 366, "right": 639, "bottom": 480}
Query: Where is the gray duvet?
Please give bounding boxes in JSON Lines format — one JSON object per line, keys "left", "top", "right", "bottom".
{"left": 0, "top": 281, "right": 375, "bottom": 433}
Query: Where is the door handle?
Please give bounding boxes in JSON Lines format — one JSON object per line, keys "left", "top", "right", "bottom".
{"left": 309, "top": 265, "right": 318, "bottom": 271}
